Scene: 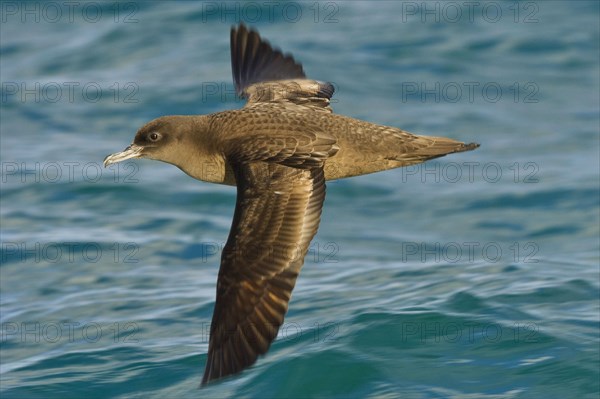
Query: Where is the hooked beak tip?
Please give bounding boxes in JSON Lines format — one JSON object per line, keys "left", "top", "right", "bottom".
{"left": 103, "top": 144, "right": 143, "bottom": 168}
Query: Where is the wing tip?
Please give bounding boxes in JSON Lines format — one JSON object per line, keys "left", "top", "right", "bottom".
{"left": 230, "top": 23, "right": 306, "bottom": 96}
{"left": 316, "top": 81, "right": 335, "bottom": 99}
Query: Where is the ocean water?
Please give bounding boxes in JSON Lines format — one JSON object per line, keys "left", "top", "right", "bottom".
{"left": 1, "top": 1, "right": 599, "bottom": 398}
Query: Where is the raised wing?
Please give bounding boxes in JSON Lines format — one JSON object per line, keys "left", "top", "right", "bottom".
{"left": 230, "top": 24, "right": 335, "bottom": 112}
{"left": 230, "top": 23, "right": 305, "bottom": 95}
{"left": 201, "top": 133, "right": 337, "bottom": 384}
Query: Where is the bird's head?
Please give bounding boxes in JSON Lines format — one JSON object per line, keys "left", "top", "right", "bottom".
{"left": 103, "top": 116, "right": 183, "bottom": 166}
{"left": 103, "top": 115, "right": 226, "bottom": 183}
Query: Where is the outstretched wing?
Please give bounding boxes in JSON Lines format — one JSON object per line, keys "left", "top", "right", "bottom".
{"left": 231, "top": 24, "right": 335, "bottom": 112}
{"left": 201, "top": 133, "right": 338, "bottom": 385}
{"left": 202, "top": 165, "right": 325, "bottom": 385}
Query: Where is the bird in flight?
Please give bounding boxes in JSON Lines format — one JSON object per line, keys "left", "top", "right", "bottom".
{"left": 104, "top": 24, "right": 479, "bottom": 385}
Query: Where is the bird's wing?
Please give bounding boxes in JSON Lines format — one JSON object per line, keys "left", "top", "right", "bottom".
{"left": 201, "top": 132, "right": 337, "bottom": 385}
{"left": 230, "top": 24, "right": 335, "bottom": 112}
{"left": 230, "top": 23, "right": 304, "bottom": 94}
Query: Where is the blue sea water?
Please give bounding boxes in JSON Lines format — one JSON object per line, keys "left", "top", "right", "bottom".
{"left": 1, "top": 1, "right": 599, "bottom": 398}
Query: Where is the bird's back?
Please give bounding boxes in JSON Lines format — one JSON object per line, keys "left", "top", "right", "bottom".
{"left": 209, "top": 103, "right": 478, "bottom": 182}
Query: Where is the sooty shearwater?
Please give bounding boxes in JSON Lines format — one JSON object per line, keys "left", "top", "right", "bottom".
{"left": 104, "top": 24, "right": 480, "bottom": 385}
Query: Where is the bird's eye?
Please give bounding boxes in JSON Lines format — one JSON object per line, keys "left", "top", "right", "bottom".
{"left": 149, "top": 132, "right": 160, "bottom": 142}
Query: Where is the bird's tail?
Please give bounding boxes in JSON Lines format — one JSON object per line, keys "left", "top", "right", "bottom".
{"left": 386, "top": 133, "right": 480, "bottom": 167}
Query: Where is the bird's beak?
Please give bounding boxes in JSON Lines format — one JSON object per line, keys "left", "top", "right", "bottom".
{"left": 103, "top": 144, "right": 144, "bottom": 167}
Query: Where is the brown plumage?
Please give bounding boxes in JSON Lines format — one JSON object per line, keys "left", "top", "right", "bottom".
{"left": 103, "top": 23, "right": 479, "bottom": 385}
